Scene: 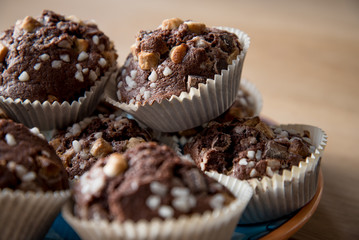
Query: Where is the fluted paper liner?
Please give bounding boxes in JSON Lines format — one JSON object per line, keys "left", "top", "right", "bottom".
{"left": 0, "top": 189, "right": 70, "bottom": 240}
{"left": 106, "top": 27, "right": 250, "bottom": 132}
{"left": 239, "top": 124, "right": 327, "bottom": 224}
{"left": 0, "top": 67, "right": 116, "bottom": 131}
{"left": 239, "top": 78, "right": 263, "bottom": 117}
{"left": 62, "top": 172, "right": 253, "bottom": 240}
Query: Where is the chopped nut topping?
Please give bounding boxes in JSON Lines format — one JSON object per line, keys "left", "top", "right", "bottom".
{"left": 126, "top": 137, "right": 145, "bottom": 149}
{"left": 47, "top": 95, "right": 58, "bottom": 103}
{"left": 103, "top": 153, "right": 128, "bottom": 177}
{"left": 75, "top": 39, "right": 89, "bottom": 53}
{"left": 227, "top": 48, "right": 239, "bottom": 64}
{"left": 103, "top": 51, "right": 117, "bottom": 65}
{"left": 170, "top": 44, "right": 188, "bottom": 64}
{"left": 138, "top": 51, "right": 160, "bottom": 70}
{"left": 255, "top": 121, "right": 275, "bottom": 139}
{"left": 0, "top": 42, "right": 8, "bottom": 63}
{"left": 90, "top": 138, "right": 113, "bottom": 157}
{"left": 184, "top": 21, "right": 206, "bottom": 34}
{"left": 161, "top": 18, "right": 184, "bottom": 30}
{"left": 20, "top": 16, "right": 41, "bottom": 32}
{"left": 187, "top": 75, "right": 207, "bottom": 91}
{"left": 65, "top": 15, "right": 84, "bottom": 25}
{"left": 131, "top": 42, "right": 140, "bottom": 60}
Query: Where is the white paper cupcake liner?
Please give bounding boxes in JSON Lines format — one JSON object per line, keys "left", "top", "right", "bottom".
{"left": 239, "top": 78, "right": 263, "bottom": 117}
{"left": 106, "top": 27, "right": 250, "bottom": 132}
{"left": 62, "top": 172, "right": 253, "bottom": 240}
{"left": 239, "top": 124, "right": 327, "bottom": 224}
{"left": 0, "top": 67, "right": 116, "bottom": 131}
{"left": 0, "top": 189, "right": 70, "bottom": 240}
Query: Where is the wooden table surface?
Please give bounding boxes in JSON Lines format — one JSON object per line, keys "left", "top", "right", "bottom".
{"left": 1, "top": 0, "right": 358, "bottom": 239}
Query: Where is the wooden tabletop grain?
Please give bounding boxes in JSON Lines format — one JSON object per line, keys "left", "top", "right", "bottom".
{"left": 1, "top": 0, "right": 358, "bottom": 239}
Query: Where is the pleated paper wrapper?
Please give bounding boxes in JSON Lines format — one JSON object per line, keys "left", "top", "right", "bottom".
{"left": 239, "top": 124, "right": 328, "bottom": 224}
{"left": 0, "top": 67, "right": 116, "bottom": 131}
{"left": 0, "top": 189, "right": 70, "bottom": 240}
{"left": 106, "top": 27, "right": 250, "bottom": 132}
{"left": 62, "top": 172, "right": 253, "bottom": 240}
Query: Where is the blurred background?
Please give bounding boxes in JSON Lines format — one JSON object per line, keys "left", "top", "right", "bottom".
{"left": 1, "top": 0, "right": 359, "bottom": 239}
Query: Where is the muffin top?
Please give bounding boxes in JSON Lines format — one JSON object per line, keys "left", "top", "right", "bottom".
{"left": 0, "top": 10, "right": 117, "bottom": 103}
{"left": 184, "top": 117, "right": 316, "bottom": 180}
{"left": 50, "top": 114, "right": 151, "bottom": 179}
{"left": 73, "top": 142, "right": 235, "bottom": 222}
{"left": 0, "top": 119, "right": 69, "bottom": 191}
{"left": 116, "top": 18, "right": 242, "bottom": 105}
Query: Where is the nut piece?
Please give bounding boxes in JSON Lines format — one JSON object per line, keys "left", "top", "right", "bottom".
{"left": 20, "top": 16, "right": 41, "bottom": 32}
{"left": 90, "top": 138, "right": 113, "bottom": 158}
{"left": 47, "top": 95, "right": 58, "bottom": 103}
{"left": 187, "top": 75, "right": 207, "bottom": 91}
{"left": 49, "top": 138, "right": 62, "bottom": 151}
{"left": 243, "top": 117, "right": 261, "bottom": 127}
{"left": 75, "top": 38, "right": 89, "bottom": 53}
{"left": 138, "top": 51, "right": 160, "bottom": 70}
{"left": 103, "top": 51, "right": 118, "bottom": 65}
{"left": 227, "top": 48, "right": 239, "bottom": 64}
{"left": 103, "top": 153, "right": 128, "bottom": 177}
{"left": 126, "top": 137, "right": 145, "bottom": 150}
{"left": 65, "top": 15, "right": 84, "bottom": 25}
{"left": 0, "top": 43, "right": 8, "bottom": 63}
{"left": 266, "top": 159, "right": 281, "bottom": 170}
{"left": 161, "top": 18, "right": 184, "bottom": 30}
{"left": 170, "top": 44, "right": 188, "bottom": 64}
{"left": 184, "top": 21, "right": 206, "bottom": 34}
{"left": 131, "top": 41, "right": 140, "bottom": 60}
{"left": 255, "top": 121, "right": 275, "bottom": 139}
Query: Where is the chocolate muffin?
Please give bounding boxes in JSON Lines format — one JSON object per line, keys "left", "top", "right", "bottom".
{"left": 184, "top": 116, "right": 316, "bottom": 180}
{"left": 0, "top": 119, "right": 68, "bottom": 191}
{"left": 73, "top": 142, "right": 235, "bottom": 222}
{"left": 116, "top": 18, "right": 242, "bottom": 105}
{"left": 0, "top": 10, "right": 117, "bottom": 103}
{"left": 50, "top": 114, "right": 151, "bottom": 179}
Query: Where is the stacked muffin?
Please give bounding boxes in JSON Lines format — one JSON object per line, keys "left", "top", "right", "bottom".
{"left": 0, "top": 10, "right": 327, "bottom": 240}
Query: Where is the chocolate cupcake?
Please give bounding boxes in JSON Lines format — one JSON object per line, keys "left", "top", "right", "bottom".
{"left": 50, "top": 113, "right": 151, "bottom": 179}
{"left": 0, "top": 10, "right": 117, "bottom": 130}
{"left": 0, "top": 119, "right": 70, "bottom": 240}
{"left": 184, "top": 116, "right": 327, "bottom": 223}
{"left": 63, "top": 142, "right": 253, "bottom": 240}
{"left": 106, "top": 18, "right": 250, "bottom": 132}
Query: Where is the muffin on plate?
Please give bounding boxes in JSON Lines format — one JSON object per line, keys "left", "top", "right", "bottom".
{"left": 49, "top": 113, "right": 151, "bottom": 179}
{"left": 106, "top": 18, "right": 250, "bottom": 132}
{"left": 0, "top": 10, "right": 117, "bottom": 130}
{"left": 184, "top": 116, "right": 327, "bottom": 223}
{"left": 0, "top": 119, "right": 70, "bottom": 240}
{"left": 63, "top": 142, "right": 253, "bottom": 240}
